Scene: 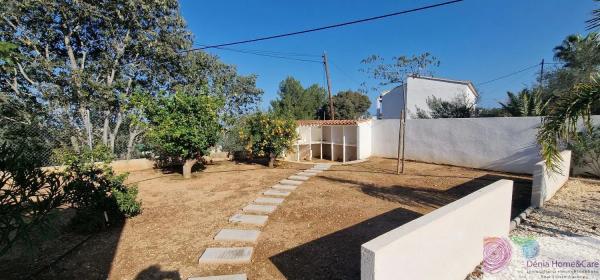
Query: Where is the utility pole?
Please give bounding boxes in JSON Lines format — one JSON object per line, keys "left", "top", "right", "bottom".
{"left": 539, "top": 58, "right": 545, "bottom": 95}
{"left": 322, "top": 52, "right": 334, "bottom": 120}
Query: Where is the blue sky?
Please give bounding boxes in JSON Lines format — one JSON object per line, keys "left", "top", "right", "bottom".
{"left": 179, "top": 0, "right": 596, "bottom": 113}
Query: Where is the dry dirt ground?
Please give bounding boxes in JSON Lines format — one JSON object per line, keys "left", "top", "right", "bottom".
{"left": 0, "top": 157, "right": 532, "bottom": 280}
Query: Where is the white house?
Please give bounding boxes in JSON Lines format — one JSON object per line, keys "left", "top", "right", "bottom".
{"left": 377, "top": 76, "right": 479, "bottom": 119}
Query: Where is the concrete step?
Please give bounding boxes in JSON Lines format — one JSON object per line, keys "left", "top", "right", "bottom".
{"left": 198, "top": 247, "right": 253, "bottom": 264}
{"left": 279, "top": 179, "right": 303, "bottom": 186}
{"left": 297, "top": 172, "right": 316, "bottom": 177}
{"left": 288, "top": 175, "right": 310, "bottom": 181}
{"left": 214, "top": 229, "right": 260, "bottom": 243}
{"left": 229, "top": 213, "right": 268, "bottom": 226}
{"left": 263, "top": 189, "right": 292, "bottom": 197}
{"left": 254, "top": 197, "right": 285, "bottom": 205}
{"left": 272, "top": 184, "right": 297, "bottom": 191}
{"left": 242, "top": 204, "right": 277, "bottom": 214}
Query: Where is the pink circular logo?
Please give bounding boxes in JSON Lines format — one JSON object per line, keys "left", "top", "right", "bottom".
{"left": 483, "top": 237, "right": 512, "bottom": 273}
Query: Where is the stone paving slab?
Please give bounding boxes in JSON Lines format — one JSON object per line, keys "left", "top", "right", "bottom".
{"left": 198, "top": 247, "right": 253, "bottom": 264}
{"left": 272, "top": 184, "right": 297, "bottom": 190}
{"left": 279, "top": 179, "right": 303, "bottom": 186}
{"left": 303, "top": 169, "right": 323, "bottom": 174}
{"left": 229, "top": 213, "right": 268, "bottom": 226}
{"left": 214, "top": 229, "right": 260, "bottom": 242}
{"left": 297, "top": 172, "right": 316, "bottom": 177}
{"left": 288, "top": 175, "right": 310, "bottom": 181}
{"left": 263, "top": 189, "right": 291, "bottom": 197}
{"left": 188, "top": 274, "right": 247, "bottom": 280}
{"left": 313, "top": 166, "right": 330, "bottom": 170}
{"left": 243, "top": 204, "right": 277, "bottom": 214}
{"left": 254, "top": 197, "right": 284, "bottom": 205}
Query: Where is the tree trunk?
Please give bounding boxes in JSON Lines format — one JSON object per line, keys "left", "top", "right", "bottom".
{"left": 183, "top": 159, "right": 198, "bottom": 179}
{"left": 268, "top": 153, "right": 275, "bottom": 168}
{"left": 126, "top": 126, "right": 145, "bottom": 160}
{"left": 108, "top": 112, "right": 122, "bottom": 154}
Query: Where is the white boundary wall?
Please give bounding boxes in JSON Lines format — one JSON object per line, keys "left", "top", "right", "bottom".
{"left": 361, "top": 180, "right": 513, "bottom": 280}
{"left": 371, "top": 116, "right": 599, "bottom": 175}
{"left": 531, "top": 150, "right": 572, "bottom": 208}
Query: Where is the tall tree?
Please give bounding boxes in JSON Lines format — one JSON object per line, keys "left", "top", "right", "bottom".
{"left": 0, "top": 0, "right": 191, "bottom": 154}
{"left": 553, "top": 33, "right": 600, "bottom": 80}
{"left": 270, "top": 77, "right": 326, "bottom": 120}
{"left": 319, "top": 90, "right": 371, "bottom": 120}
{"left": 177, "top": 51, "right": 263, "bottom": 126}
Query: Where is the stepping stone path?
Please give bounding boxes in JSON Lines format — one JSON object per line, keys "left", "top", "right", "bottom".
{"left": 263, "top": 189, "right": 291, "bottom": 196}
{"left": 242, "top": 204, "right": 277, "bottom": 214}
{"left": 199, "top": 247, "right": 253, "bottom": 264}
{"left": 254, "top": 197, "right": 284, "bottom": 205}
{"left": 229, "top": 213, "right": 268, "bottom": 226}
{"left": 214, "top": 229, "right": 260, "bottom": 243}
{"left": 196, "top": 163, "right": 331, "bottom": 277}
{"left": 188, "top": 274, "right": 247, "bottom": 280}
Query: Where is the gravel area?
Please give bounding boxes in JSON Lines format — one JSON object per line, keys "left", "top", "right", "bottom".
{"left": 512, "top": 179, "right": 600, "bottom": 237}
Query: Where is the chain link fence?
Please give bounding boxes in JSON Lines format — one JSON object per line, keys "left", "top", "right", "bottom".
{"left": 0, "top": 123, "right": 146, "bottom": 168}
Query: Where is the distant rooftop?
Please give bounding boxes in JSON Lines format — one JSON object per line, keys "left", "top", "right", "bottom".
{"left": 296, "top": 119, "right": 371, "bottom": 126}
{"left": 380, "top": 75, "right": 479, "bottom": 97}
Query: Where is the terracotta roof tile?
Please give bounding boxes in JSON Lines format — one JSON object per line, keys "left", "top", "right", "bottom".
{"left": 296, "top": 119, "right": 370, "bottom": 126}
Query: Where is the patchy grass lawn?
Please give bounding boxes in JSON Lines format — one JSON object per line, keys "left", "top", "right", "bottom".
{"left": 0, "top": 157, "right": 532, "bottom": 280}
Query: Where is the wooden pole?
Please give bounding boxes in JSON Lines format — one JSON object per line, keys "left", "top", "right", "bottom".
{"left": 323, "top": 52, "right": 335, "bottom": 120}
{"left": 396, "top": 110, "right": 404, "bottom": 174}
{"left": 400, "top": 111, "right": 406, "bottom": 173}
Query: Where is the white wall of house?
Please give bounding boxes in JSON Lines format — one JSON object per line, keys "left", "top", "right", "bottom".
{"left": 379, "top": 77, "right": 477, "bottom": 120}
{"left": 370, "top": 116, "right": 600, "bottom": 175}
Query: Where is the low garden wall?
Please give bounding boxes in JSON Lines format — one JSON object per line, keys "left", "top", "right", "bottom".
{"left": 531, "top": 150, "right": 572, "bottom": 208}
{"left": 361, "top": 179, "right": 513, "bottom": 280}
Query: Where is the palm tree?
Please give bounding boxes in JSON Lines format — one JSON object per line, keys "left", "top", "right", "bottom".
{"left": 587, "top": 0, "right": 600, "bottom": 30}
{"left": 537, "top": 78, "right": 600, "bottom": 171}
{"left": 553, "top": 33, "right": 600, "bottom": 79}
{"left": 498, "top": 89, "right": 545, "bottom": 116}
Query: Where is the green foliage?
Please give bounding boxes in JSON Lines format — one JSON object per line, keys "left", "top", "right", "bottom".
{"left": 0, "top": 144, "right": 65, "bottom": 256}
{"left": 319, "top": 90, "right": 371, "bottom": 120}
{"left": 239, "top": 113, "right": 298, "bottom": 167}
{"left": 588, "top": 0, "right": 600, "bottom": 30}
{"left": 178, "top": 52, "right": 263, "bottom": 126}
{"left": 415, "top": 94, "right": 477, "bottom": 119}
{"left": 499, "top": 89, "right": 545, "bottom": 116}
{"left": 361, "top": 52, "right": 440, "bottom": 92}
{"left": 143, "top": 91, "right": 222, "bottom": 161}
{"left": 57, "top": 145, "right": 141, "bottom": 233}
{"left": 538, "top": 80, "right": 600, "bottom": 172}
{"left": 477, "top": 107, "right": 505, "bottom": 118}
{"left": 568, "top": 126, "right": 600, "bottom": 177}
{"left": 270, "top": 77, "right": 327, "bottom": 120}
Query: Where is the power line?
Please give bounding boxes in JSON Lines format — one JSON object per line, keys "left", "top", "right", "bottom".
{"left": 185, "top": 0, "right": 464, "bottom": 51}
{"left": 198, "top": 45, "right": 320, "bottom": 58}
{"left": 208, "top": 46, "right": 322, "bottom": 63}
{"left": 476, "top": 63, "right": 540, "bottom": 86}
{"left": 330, "top": 60, "right": 363, "bottom": 87}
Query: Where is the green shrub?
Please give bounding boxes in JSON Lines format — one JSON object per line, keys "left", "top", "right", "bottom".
{"left": 0, "top": 144, "right": 65, "bottom": 256}
{"left": 57, "top": 146, "right": 141, "bottom": 233}
{"left": 568, "top": 126, "right": 600, "bottom": 178}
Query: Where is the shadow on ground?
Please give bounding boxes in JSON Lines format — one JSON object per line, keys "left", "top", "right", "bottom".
{"left": 270, "top": 207, "right": 422, "bottom": 280}
{"left": 319, "top": 173, "right": 532, "bottom": 219}
{"left": 134, "top": 265, "right": 181, "bottom": 280}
